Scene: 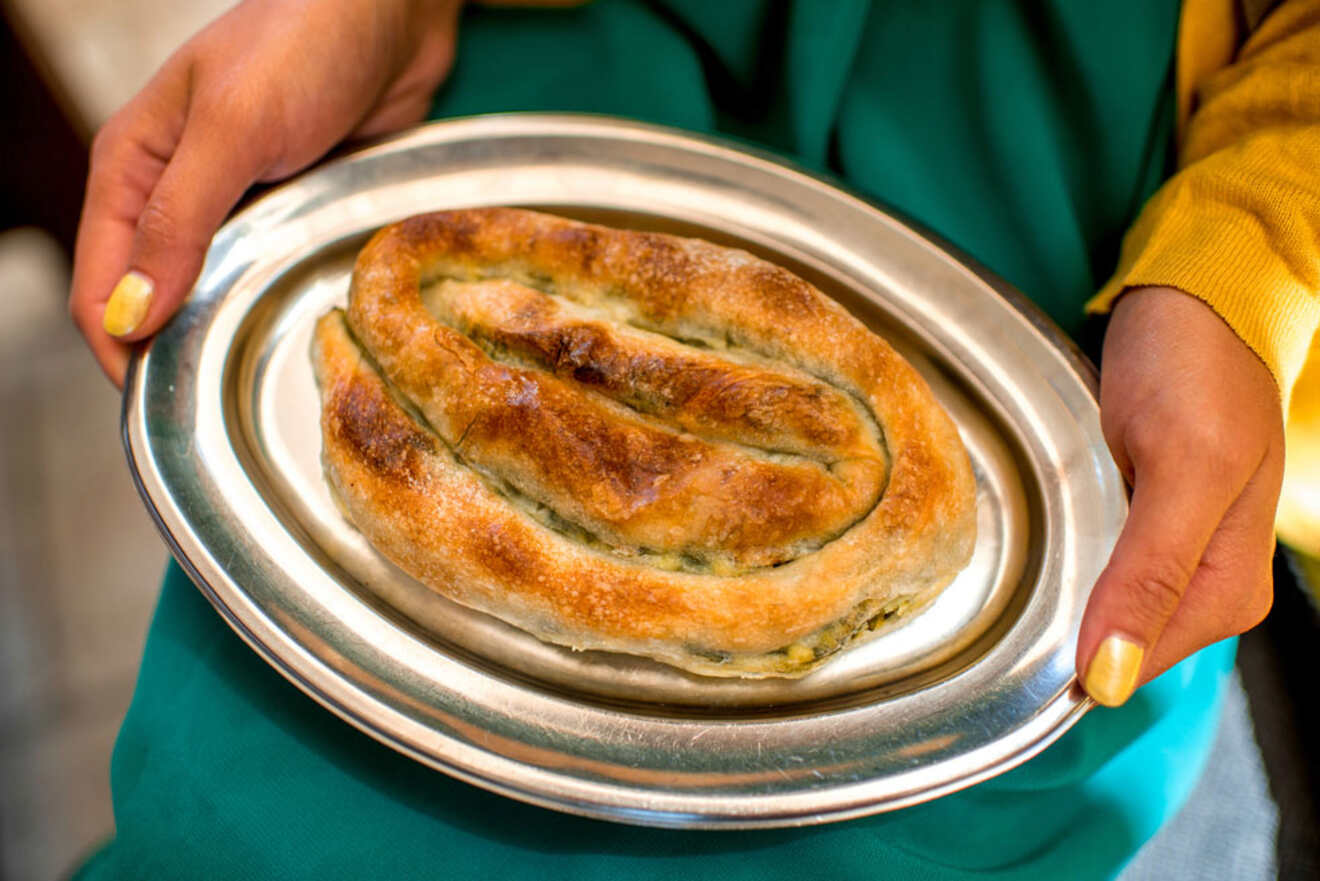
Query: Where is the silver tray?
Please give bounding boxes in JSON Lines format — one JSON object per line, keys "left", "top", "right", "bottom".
{"left": 124, "top": 114, "right": 1124, "bottom": 828}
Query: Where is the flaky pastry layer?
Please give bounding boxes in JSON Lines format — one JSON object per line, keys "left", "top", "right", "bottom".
{"left": 315, "top": 208, "right": 976, "bottom": 677}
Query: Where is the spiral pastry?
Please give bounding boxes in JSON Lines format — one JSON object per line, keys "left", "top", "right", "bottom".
{"left": 313, "top": 208, "right": 975, "bottom": 677}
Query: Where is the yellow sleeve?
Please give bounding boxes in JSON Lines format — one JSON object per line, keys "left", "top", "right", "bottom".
{"left": 1088, "top": 0, "right": 1320, "bottom": 554}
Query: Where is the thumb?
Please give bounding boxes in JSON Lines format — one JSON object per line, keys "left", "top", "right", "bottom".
{"left": 1075, "top": 450, "right": 1234, "bottom": 706}
{"left": 103, "top": 111, "right": 269, "bottom": 342}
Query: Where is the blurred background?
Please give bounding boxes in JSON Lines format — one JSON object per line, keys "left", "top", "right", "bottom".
{"left": 0, "top": 2, "right": 1316, "bottom": 880}
{"left": 0, "top": 2, "right": 228, "bottom": 878}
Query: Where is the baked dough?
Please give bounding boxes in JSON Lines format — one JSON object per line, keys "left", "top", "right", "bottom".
{"left": 313, "top": 208, "right": 976, "bottom": 677}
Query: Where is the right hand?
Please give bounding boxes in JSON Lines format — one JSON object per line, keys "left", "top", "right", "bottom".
{"left": 70, "top": 0, "right": 463, "bottom": 386}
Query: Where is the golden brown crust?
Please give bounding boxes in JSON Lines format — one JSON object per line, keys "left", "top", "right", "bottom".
{"left": 317, "top": 208, "right": 977, "bottom": 677}
{"left": 424, "top": 278, "right": 878, "bottom": 462}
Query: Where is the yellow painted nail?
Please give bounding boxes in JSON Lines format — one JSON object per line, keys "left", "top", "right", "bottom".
{"left": 1083, "top": 635, "right": 1144, "bottom": 707}
{"left": 102, "top": 271, "right": 153, "bottom": 336}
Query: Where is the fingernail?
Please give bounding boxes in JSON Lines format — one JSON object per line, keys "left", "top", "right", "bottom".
{"left": 102, "top": 271, "right": 153, "bottom": 336}
{"left": 1083, "top": 635, "right": 1144, "bottom": 707}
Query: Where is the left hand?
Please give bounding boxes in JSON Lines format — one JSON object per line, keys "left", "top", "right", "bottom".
{"left": 69, "top": 0, "right": 465, "bottom": 386}
{"left": 1076, "top": 286, "right": 1284, "bottom": 706}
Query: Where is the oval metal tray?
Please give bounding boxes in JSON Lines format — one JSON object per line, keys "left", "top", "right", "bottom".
{"left": 124, "top": 113, "right": 1123, "bottom": 828}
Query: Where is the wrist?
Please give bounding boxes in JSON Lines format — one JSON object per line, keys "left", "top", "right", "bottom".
{"left": 1112, "top": 285, "right": 1281, "bottom": 399}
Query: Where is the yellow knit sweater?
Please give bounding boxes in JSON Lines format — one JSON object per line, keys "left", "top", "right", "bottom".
{"left": 1091, "top": 0, "right": 1320, "bottom": 554}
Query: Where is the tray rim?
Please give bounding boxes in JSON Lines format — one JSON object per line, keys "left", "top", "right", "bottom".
{"left": 122, "top": 111, "right": 1112, "bottom": 829}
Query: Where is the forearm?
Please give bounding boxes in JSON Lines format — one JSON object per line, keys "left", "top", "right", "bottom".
{"left": 1088, "top": 0, "right": 1320, "bottom": 407}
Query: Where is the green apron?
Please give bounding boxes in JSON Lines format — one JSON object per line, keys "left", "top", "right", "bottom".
{"left": 81, "top": 2, "right": 1237, "bottom": 879}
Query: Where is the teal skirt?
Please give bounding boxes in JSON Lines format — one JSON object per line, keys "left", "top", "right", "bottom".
{"left": 80, "top": 3, "right": 1239, "bottom": 879}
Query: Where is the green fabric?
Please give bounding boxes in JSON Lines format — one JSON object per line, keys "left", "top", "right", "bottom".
{"left": 79, "top": 566, "right": 1232, "bottom": 881}
{"left": 79, "top": 2, "right": 1233, "bottom": 880}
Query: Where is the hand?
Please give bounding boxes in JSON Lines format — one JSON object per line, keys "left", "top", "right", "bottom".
{"left": 69, "top": 0, "right": 462, "bottom": 386}
{"left": 1077, "top": 286, "right": 1284, "bottom": 706}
